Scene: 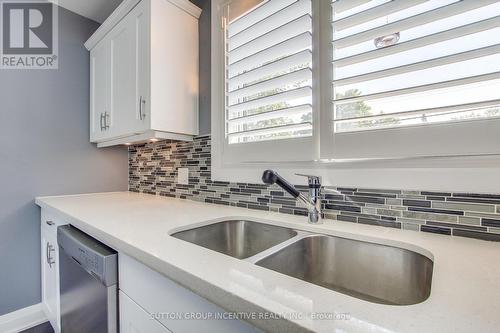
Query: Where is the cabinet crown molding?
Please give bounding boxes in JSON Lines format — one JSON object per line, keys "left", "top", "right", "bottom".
{"left": 85, "top": 0, "right": 201, "bottom": 51}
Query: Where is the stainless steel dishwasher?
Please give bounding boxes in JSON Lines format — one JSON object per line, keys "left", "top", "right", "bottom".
{"left": 58, "top": 225, "right": 118, "bottom": 333}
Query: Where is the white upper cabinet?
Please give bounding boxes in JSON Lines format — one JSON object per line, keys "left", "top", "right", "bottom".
{"left": 86, "top": 0, "right": 201, "bottom": 147}
{"left": 90, "top": 39, "right": 111, "bottom": 142}
{"left": 109, "top": 10, "right": 139, "bottom": 139}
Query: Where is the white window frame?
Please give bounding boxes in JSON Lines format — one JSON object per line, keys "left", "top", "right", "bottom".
{"left": 212, "top": 0, "right": 318, "bottom": 165}
{"left": 211, "top": 0, "right": 500, "bottom": 193}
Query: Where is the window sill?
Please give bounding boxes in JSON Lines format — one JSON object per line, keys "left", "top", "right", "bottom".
{"left": 212, "top": 153, "right": 500, "bottom": 193}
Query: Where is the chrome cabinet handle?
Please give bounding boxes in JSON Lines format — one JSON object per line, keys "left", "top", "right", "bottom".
{"left": 100, "top": 112, "right": 109, "bottom": 131}
{"left": 139, "top": 96, "right": 146, "bottom": 120}
{"left": 100, "top": 112, "right": 108, "bottom": 131}
{"left": 47, "top": 243, "right": 55, "bottom": 268}
{"left": 46, "top": 220, "right": 54, "bottom": 226}
{"left": 46, "top": 242, "right": 50, "bottom": 265}
{"left": 104, "top": 112, "right": 110, "bottom": 130}
{"left": 139, "top": 96, "right": 143, "bottom": 120}
{"left": 142, "top": 98, "right": 146, "bottom": 120}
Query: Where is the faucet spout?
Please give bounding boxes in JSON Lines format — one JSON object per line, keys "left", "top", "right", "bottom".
{"left": 262, "top": 170, "right": 323, "bottom": 224}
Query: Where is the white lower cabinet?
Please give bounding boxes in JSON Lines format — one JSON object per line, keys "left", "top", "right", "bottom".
{"left": 120, "top": 291, "right": 171, "bottom": 333}
{"left": 41, "top": 226, "right": 58, "bottom": 330}
{"left": 39, "top": 211, "right": 258, "bottom": 333}
{"left": 119, "top": 254, "right": 259, "bottom": 333}
{"left": 40, "top": 210, "right": 67, "bottom": 333}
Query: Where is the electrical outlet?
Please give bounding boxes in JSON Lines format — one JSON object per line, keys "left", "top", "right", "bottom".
{"left": 178, "top": 168, "right": 189, "bottom": 185}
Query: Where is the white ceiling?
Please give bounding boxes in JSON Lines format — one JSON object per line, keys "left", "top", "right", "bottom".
{"left": 51, "top": 0, "right": 123, "bottom": 23}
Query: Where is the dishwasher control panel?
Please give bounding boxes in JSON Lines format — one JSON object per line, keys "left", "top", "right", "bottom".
{"left": 78, "top": 247, "right": 99, "bottom": 272}
{"left": 58, "top": 225, "right": 117, "bottom": 286}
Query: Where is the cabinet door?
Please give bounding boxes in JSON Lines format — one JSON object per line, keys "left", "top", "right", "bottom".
{"left": 41, "top": 228, "right": 58, "bottom": 332}
{"left": 120, "top": 254, "right": 259, "bottom": 333}
{"left": 109, "top": 18, "right": 133, "bottom": 139}
{"left": 120, "top": 291, "right": 171, "bottom": 333}
{"left": 109, "top": 0, "right": 149, "bottom": 139}
{"left": 133, "top": 0, "right": 149, "bottom": 133}
{"left": 90, "top": 39, "right": 111, "bottom": 142}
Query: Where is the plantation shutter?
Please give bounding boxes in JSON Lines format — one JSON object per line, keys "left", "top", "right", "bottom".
{"left": 329, "top": 0, "right": 500, "bottom": 159}
{"left": 225, "top": 0, "right": 313, "bottom": 145}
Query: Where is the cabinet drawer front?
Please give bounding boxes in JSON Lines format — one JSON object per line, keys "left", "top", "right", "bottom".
{"left": 119, "top": 254, "right": 258, "bottom": 333}
{"left": 41, "top": 209, "right": 68, "bottom": 235}
{"left": 120, "top": 291, "right": 171, "bottom": 333}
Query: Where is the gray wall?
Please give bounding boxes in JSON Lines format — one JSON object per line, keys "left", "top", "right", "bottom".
{"left": 190, "top": 0, "right": 211, "bottom": 135}
{"left": 0, "top": 8, "right": 128, "bottom": 316}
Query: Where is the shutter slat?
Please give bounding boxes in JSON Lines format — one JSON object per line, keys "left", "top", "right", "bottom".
{"left": 334, "top": 15, "right": 500, "bottom": 67}
{"left": 228, "top": 122, "right": 312, "bottom": 137}
{"left": 229, "top": 0, "right": 310, "bottom": 51}
{"left": 333, "top": 0, "right": 498, "bottom": 49}
{"left": 228, "top": 104, "right": 312, "bottom": 123}
{"left": 332, "top": 0, "right": 372, "bottom": 14}
{"left": 228, "top": 32, "right": 312, "bottom": 78}
{"left": 228, "top": 86, "right": 312, "bottom": 114}
{"left": 334, "top": 77, "right": 500, "bottom": 124}
{"left": 335, "top": 99, "right": 500, "bottom": 122}
{"left": 228, "top": 14, "right": 312, "bottom": 65}
{"left": 333, "top": 0, "right": 427, "bottom": 31}
{"left": 334, "top": 44, "right": 500, "bottom": 86}
{"left": 334, "top": 72, "right": 500, "bottom": 103}
{"left": 228, "top": 68, "right": 312, "bottom": 106}
{"left": 228, "top": 0, "right": 295, "bottom": 37}
{"left": 228, "top": 49, "right": 312, "bottom": 90}
{"left": 335, "top": 104, "right": 500, "bottom": 133}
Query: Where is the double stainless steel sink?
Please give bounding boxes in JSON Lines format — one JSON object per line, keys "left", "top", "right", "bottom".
{"left": 172, "top": 220, "right": 433, "bottom": 305}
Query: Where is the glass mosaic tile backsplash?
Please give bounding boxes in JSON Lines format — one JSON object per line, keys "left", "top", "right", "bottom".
{"left": 129, "top": 135, "right": 500, "bottom": 242}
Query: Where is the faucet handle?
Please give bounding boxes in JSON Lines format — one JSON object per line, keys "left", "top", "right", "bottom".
{"left": 295, "top": 173, "right": 322, "bottom": 188}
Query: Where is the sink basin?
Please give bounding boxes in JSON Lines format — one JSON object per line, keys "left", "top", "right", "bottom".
{"left": 256, "top": 235, "right": 433, "bottom": 305}
{"left": 171, "top": 220, "right": 297, "bottom": 259}
{"left": 173, "top": 220, "right": 433, "bottom": 305}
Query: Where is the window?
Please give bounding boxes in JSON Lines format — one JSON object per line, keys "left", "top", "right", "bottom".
{"left": 213, "top": 0, "right": 316, "bottom": 164}
{"left": 333, "top": 0, "right": 500, "bottom": 133}
{"left": 225, "top": 0, "right": 313, "bottom": 145}
{"left": 212, "top": 0, "right": 500, "bottom": 174}
{"left": 328, "top": 0, "right": 500, "bottom": 159}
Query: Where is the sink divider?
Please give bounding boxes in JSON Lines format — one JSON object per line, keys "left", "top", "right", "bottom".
{"left": 244, "top": 230, "right": 314, "bottom": 264}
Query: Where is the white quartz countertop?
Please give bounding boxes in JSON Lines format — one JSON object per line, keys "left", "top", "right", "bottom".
{"left": 36, "top": 192, "right": 500, "bottom": 333}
